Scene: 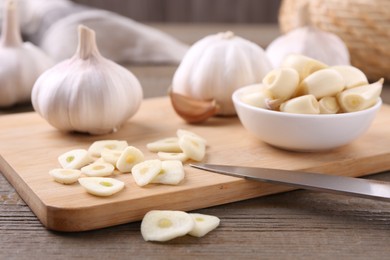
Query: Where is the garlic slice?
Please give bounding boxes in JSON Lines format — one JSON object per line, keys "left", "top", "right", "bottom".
{"left": 281, "top": 54, "right": 328, "bottom": 81}
{"left": 157, "top": 152, "right": 188, "bottom": 162}
{"left": 337, "top": 78, "right": 383, "bottom": 112}
{"left": 116, "top": 146, "right": 144, "bottom": 173}
{"left": 300, "top": 69, "right": 344, "bottom": 99}
{"left": 151, "top": 160, "right": 185, "bottom": 185}
{"left": 188, "top": 213, "right": 221, "bottom": 238}
{"left": 178, "top": 135, "right": 206, "bottom": 162}
{"left": 280, "top": 95, "right": 320, "bottom": 114}
{"left": 101, "top": 149, "right": 123, "bottom": 166}
{"left": 176, "top": 129, "right": 207, "bottom": 146}
{"left": 58, "top": 149, "right": 93, "bottom": 169}
{"left": 319, "top": 96, "right": 340, "bottom": 114}
{"left": 262, "top": 68, "right": 299, "bottom": 101}
{"left": 88, "top": 140, "right": 128, "bottom": 158}
{"left": 331, "top": 65, "right": 368, "bottom": 89}
{"left": 141, "top": 210, "right": 195, "bottom": 242}
{"left": 146, "top": 137, "right": 182, "bottom": 153}
{"left": 81, "top": 162, "right": 114, "bottom": 177}
{"left": 131, "top": 159, "right": 162, "bottom": 187}
{"left": 78, "top": 177, "right": 124, "bottom": 197}
{"left": 49, "top": 168, "right": 81, "bottom": 184}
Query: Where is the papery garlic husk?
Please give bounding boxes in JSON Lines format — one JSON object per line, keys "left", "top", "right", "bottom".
{"left": 337, "top": 78, "right": 383, "bottom": 113}
{"left": 31, "top": 25, "right": 143, "bottom": 135}
{"left": 171, "top": 31, "right": 272, "bottom": 117}
{"left": 0, "top": 0, "right": 53, "bottom": 107}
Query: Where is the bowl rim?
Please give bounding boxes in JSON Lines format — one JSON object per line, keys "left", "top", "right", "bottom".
{"left": 232, "top": 85, "right": 382, "bottom": 119}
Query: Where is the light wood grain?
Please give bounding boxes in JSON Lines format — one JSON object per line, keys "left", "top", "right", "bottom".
{"left": 1, "top": 97, "right": 390, "bottom": 232}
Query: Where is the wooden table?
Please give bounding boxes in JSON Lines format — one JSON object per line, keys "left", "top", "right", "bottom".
{"left": 1, "top": 24, "right": 390, "bottom": 259}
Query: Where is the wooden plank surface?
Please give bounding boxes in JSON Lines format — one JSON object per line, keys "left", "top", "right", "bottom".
{"left": 1, "top": 97, "right": 390, "bottom": 232}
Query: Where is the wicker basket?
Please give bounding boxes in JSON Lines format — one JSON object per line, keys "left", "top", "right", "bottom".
{"left": 279, "top": 0, "right": 390, "bottom": 81}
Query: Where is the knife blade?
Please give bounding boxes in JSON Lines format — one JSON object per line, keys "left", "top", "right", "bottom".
{"left": 190, "top": 163, "right": 390, "bottom": 202}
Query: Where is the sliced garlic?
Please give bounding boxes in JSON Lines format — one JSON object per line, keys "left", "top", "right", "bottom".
{"left": 280, "top": 95, "right": 320, "bottom": 114}
{"left": 141, "top": 210, "right": 195, "bottom": 242}
{"left": 88, "top": 140, "right": 128, "bottom": 158}
{"left": 331, "top": 65, "right": 368, "bottom": 89}
{"left": 151, "top": 160, "right": 185, "bottom": 185}
{"left": 281, "top": 54, "right": 328, "bottom": 81}
{"left": 188, "top": 213, "right": 221, "bottom": 238}
{"left": 131, "top": 159, "right": 162, "bottom": 187}
{"left": 146, "top": 137, "right": 182, "bottom": 153}
{"left": 262, "top": 68, "right": 299, "bottom": 101}
{"left": 101, "top": 148, "right": 123, "bottom": 166}
{"left": 58, "top": 149, "right": 93, "bottom": 169}
{"left": 337, "top": 78, "right": 383, "bottom": 112}
{"left": 157, "top": 152, "right": 188, "bottom": 162}
{"left": 176, "top": 129, "right": 207, "bottom": 146}
{"left": 116, "top": 146, "right": 144, "bottom": 173}
{"left": 300, "top": 69, "right": 344, "bottom": 99}
{"left": 178, "top": 135, "right": 206, "bottom": 162}
{"left": 78, "top": 177, "right": 124, "bottom": 197}
{"left": 319, "top": 96, "right": 340, "bottom": 114}
{"left": 81, "top": 162, "right": 114, "bottom": 177}
{"left": 49, "top": 168, "right": 81, "bottom": 184}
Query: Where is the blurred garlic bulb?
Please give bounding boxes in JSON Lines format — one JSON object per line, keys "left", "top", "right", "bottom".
{"left": 31, "top": 25, "right": 143, "bottom": 135}
{"left": 0, "top": 0, "right": 53, "bottom": 107}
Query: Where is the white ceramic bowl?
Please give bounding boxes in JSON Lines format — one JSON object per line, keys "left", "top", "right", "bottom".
{"left": 232, "top": 85, "right": 382, "bottom": 151}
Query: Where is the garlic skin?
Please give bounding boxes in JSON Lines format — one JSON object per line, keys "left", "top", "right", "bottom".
{"left": 0, "top": 0, "right": 53, "bottom": 107}
{"left": 31, "top": 25, "right": 143, "bottom": 135}
{"left": 171, "top": 31, "right": 272, "bottom": 116}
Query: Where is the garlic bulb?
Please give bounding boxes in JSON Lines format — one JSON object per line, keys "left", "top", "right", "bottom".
{"left": 31, "top": 25, "right": 143, "bottom": 135}
{"left": 0, "top": 0, "right": 53, "bottom": 107}
{"left": 171, "top": 31, "right": 272, "bottom": 120}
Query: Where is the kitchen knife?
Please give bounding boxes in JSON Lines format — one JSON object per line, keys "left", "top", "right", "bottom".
{"left": 190, "top": 163, "right": 390, "bottom": 202}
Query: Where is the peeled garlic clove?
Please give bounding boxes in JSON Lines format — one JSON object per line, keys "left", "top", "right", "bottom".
{"left": 169, "top": 90, "right": 219, "bottom": 124}
{"left": 319, "top": 96, "right": 340, "bottom": 114}
{"left": 146, "top": 137, "right": 182, "bottom": 153}
{"left": 280, "top": 95, "right": 320, "bottom": 114}
{"left": 262, "top": 68, "right": 299, "bottom": 101}
{"left": 176, "top": 129, "right": 207, "bottom": 146}
{"left": 88, "top": 140, "right": 128, "bottom": 158}
{"left": 101, "top": 149, "right": 123, "bottom": 166}
{"left": 240, "top": 89, "right": 273, "bottom": 109}
{"left": 331, "top": 65, "right": 368, "bottom": 89}
{"left": 141, "top": 210, "right": 195, "bottom": 242}
{"left": 151, "top": 160, "right": 185, "bottom": 185}
{"left": 81, "top": 162, "right": 114, "bottom": 177}
{"left": 78, "top": 177, "right": 124, "bottom": 197}
{"left": 49, "top": 168, "right": 81, "bottom": 185}
{"left": 116, "top": 146, "right": 144, "bottom": 173}
{"left": 300, "top": 69, "right": 345, "bottom": 99}
{"left": 188, "top": 213, "right": 220, "bottom": 238}
{"left": 178, "top": 135, "right": 206, "bottom": 162}
{"left": 131, "top": 159, "right": 162, "bottom": 187}
{"left": 281, "top": 54, "right": 328, "bottom": 81}
{"left": 337, "top": 78, "right": 383, "bottom": 112}
{"left": 157, "top": 152, "right": 188, "bottom": 162}
{"left": 58, "top": 149, "right": 93, "bottom": 169}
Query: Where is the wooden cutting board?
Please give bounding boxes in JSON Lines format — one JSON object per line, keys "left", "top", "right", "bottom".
{"left": 1, "top": 97, "right": 390, "bottom": 232}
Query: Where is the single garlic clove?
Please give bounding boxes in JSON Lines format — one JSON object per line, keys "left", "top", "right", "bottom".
{"left": 88, "top": 140, "right": 128, "bottom": 158}
{"left": 141, "top": 210, "right": 195, "bottom": 242}
{"left": 169, "top": 90, "right": 219, "bottom": 123}
{"left": 281, "top": 54, "right": 328, "bottom": 81}
{"left": 280, "top": 95, "right": 320, "bottom": 114}
{"left": 319, "top": 96, "right": 340, "bottom": 114}
{"left": 331, "top": 65, "right": 368, "bottom": 89}
{"left": 157, "top": 152, "right": 188, "bottom": 162}
{"left": 146, "top": 137, "right": 182, "bottom": 153}
{"left": 178, "top": 134, "right": 206, "bottom": 162}
{"left": 81, "top": 162, "right": 115, "bottom": 177}
{"left": 151, "top": 160, "right": 185, "bottom": 185}
{"left": 58, "top": 149, "right": 94, "bottom": 169}
{"left": 78, "top": 177, "right": 124, "bottom": 197}
{"left": 240, "top": 90, "right": 273, "bottom": 109}
{"left": 337, "top": 78, "right": 383, "bottom": 112}
{"left": 188, "top": 213, "right": 221, "bottom": 238}
{"left": 262, "top": 68, "right": 299, "bottom": 101}
{"left": 116, "top": 146, "right": 144, "bottom": 173}
{"left": 176, "top": 129, "right": 207, "bottom": 146}
{"left": 131, "top": 159, "right": 162, "bottom": 187}
{"left": 300, "top": 69, "right": 345, "bottom": 99}
{"left": 49, "top": 168, "right": 81, "bottom": 185}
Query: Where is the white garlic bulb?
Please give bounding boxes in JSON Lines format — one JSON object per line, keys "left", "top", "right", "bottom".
{"left": 0, "top": 0, "right": 53, "bottom": 107}
{"left": 31, "top": 25, "right": 143, "bottom": 135}
{"left": 171, "top": 31, "right": 272, "bottom": 117}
